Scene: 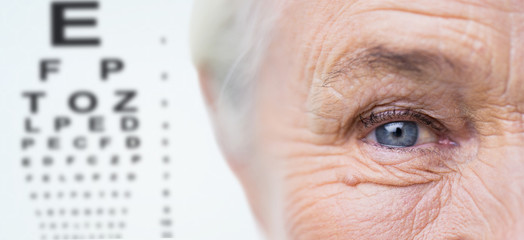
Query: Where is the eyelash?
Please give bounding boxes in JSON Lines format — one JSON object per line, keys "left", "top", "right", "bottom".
{"left": 358, "top": 109, "right": 446, "bottom": 133}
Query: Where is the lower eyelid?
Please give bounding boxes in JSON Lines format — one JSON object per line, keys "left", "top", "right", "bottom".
{"left": 358, "top": 139, "right": 453, "bottom": 165}
{"left": 355, "top": 123, "right": 461, "bottom": 185}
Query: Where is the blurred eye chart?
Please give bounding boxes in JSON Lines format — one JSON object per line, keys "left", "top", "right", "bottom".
{"left": 0, "top": 1, "right": 260, "bottom": 240}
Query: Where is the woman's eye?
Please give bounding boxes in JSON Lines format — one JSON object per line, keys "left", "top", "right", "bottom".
{"left": 365, "top": 121, "right": 438, "bottom": 148}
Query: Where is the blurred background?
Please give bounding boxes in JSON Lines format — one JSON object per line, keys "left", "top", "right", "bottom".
{"left": 0, "top": 0, "right": 262, "bottom": 239}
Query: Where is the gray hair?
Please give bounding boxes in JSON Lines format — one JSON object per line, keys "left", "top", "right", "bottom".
{"left": 190, "top": 0, "right": 280, "bottom": 154}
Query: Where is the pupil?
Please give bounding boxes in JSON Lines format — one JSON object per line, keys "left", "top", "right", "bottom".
{"left": 393, "top": 127, "right": 402, "bottom": 137}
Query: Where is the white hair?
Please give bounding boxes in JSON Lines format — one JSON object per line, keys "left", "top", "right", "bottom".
{"left": 190, "top": 0, "right": 280, "bottom": 154}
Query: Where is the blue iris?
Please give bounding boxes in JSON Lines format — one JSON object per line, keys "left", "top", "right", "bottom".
{"left": 375, "top": 121, "right": 418, "bottom": 147}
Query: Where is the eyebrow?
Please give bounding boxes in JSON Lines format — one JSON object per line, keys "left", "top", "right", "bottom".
{"left": 324, "top": 45, "right": 458, "bottom": 85}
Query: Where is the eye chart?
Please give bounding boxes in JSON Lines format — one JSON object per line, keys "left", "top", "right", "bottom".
{"left": 0, "top": 0, "right": 255, "bottom": 239}
{"left": 1, "top": 1, "right": 180, "bottom": 239}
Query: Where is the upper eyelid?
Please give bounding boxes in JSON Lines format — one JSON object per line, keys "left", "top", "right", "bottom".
{"left": 358, "top": 109, "right": 446, "bottom": 133}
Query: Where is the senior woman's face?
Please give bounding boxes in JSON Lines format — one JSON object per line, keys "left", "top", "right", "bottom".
{"left": 216, "top": 0, "right": 524, "bottom": 239}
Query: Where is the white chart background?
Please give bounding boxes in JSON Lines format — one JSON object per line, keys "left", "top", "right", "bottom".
{"left": 0, "top": 1, "right": 262, "bottom": 239}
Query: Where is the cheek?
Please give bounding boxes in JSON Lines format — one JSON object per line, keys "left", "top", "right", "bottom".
{"left": 281, "top": 162, "right": 488, "bottom": 240}
{"left": 282, "top": 176, "right": 429, "bottom": 239}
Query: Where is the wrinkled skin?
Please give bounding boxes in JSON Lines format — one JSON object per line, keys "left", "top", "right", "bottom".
{"left": 203, "top": 0, "right": 524, "bottom": 239}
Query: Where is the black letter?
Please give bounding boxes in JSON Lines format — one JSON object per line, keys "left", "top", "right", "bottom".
{"left": 54, "top": 117, "right": 71, "bottom": 132}
{"left": 114, "top": 90, "right": 137, "bottom": 113}
{"left": 22, "top": 92, "right": 46, "bottom": 114}
{"left": 52, "top": 1, "right": 100, "bottom": 46}
{"left": 40, "top": 59, "right": 60, "bottom": 81}
{"left": 21, "top": 138, "right": 35, "bottom": 150}
{"left": 126, "top": 136, "right": 140, "bottom": 149}
{"left": 48, "top": 138, "right": 60, "bottom": 150}
{"left": 25, "top": 118, "right": 41, "bottom": 133}
{"left": 101, "top": 58, "right": 124, "bottom": 80}
{"left": 69, "top": 91, "right": 97, "bottom": 114}
{"left": 121, "top": 116, "right": 139, "bottom": 132}
{"left": 89, "top": 116, "right": 104, "bottom": 132}
{"left": 73, "top": 137, "right": 87, "bottom": 149}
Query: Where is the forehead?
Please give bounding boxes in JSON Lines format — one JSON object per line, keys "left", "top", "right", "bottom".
{"left": 269, "top": 0, "right": 524, "bottom": 108}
